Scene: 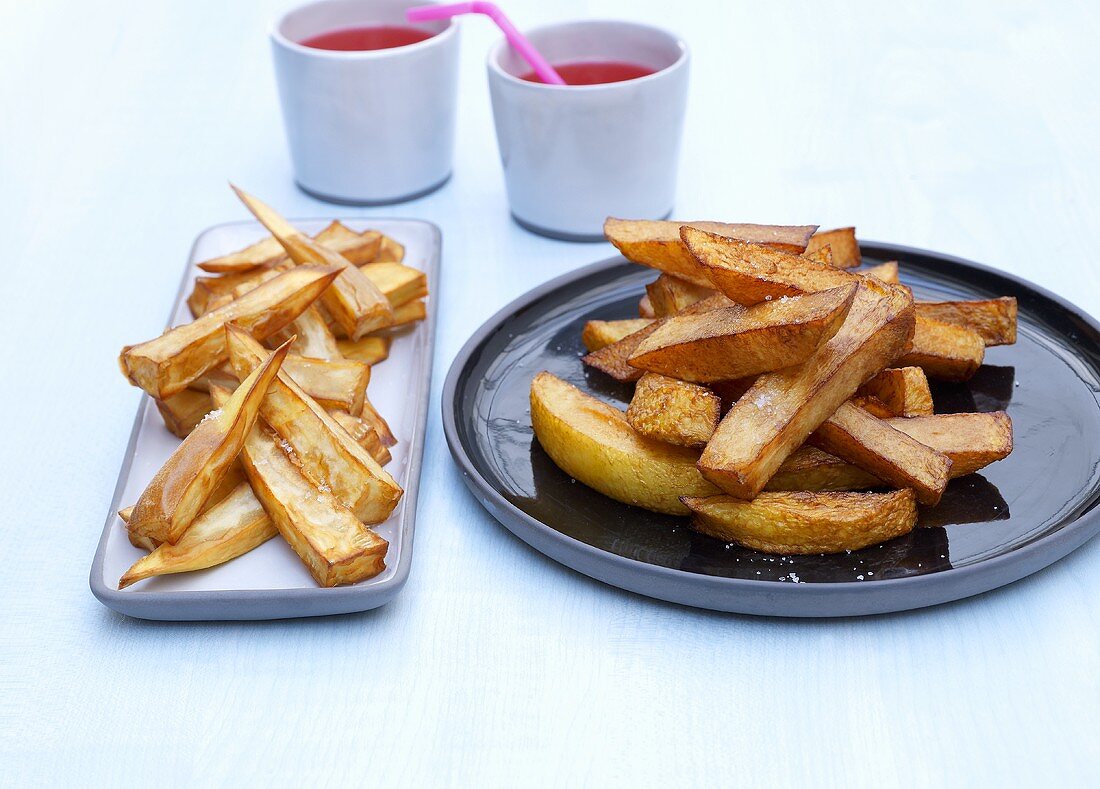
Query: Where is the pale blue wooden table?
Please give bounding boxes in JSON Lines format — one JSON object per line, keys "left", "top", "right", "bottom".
{"left": 2, "top": 1, "right": 1098, "bottom": 785}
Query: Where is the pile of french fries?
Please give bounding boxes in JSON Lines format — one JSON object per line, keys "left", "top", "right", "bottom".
{"left": 531, "top": 219, "right": 1016, "bottom": 555}
{"left": 114, "top": 187, "right": 429, "bottom": 588}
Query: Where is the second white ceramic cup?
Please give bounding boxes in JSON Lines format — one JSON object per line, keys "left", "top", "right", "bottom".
{"left": 487, "top": 21, "right": 689, "bottom": 241}
{"left": 271, "top": 0, "right": 459, "bottom": 204}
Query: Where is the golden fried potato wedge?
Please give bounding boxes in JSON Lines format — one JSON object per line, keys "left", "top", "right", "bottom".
{"left": 121, "top": 265, "right": 338, "bottom": 398}
{"left": 359, "top": 261, "right": 428, "bottom": 308}
{"left": 583, "top": 294, "right": 736, "bottom": 382}
{"left": 330, "top": 411, "right": 391, "bottom": 465}
{"left": 581, "top": 319, "right": 655, "bottom": 352}
{"left": 698, "top": 281, "right": 915, "bottom": 499}
{"left": 766, "top": 412, "right": 1012, "bottom": 492}
{"left": 336, "top": 335, "right": 392, "bottom": 365}
{"left": 128, "top": 339, "right": 290, "bottom": 545}
{"left": 683, "top": 490, "right": 917, "bottom": 554}
{"left": 375, "top": 235, "right": 405, "bottom": 263}
{"left": 233, "top": 187, "right": 394, "bottom": 339}
{"left": 857, "top": 367, "right": 933, "bottom": 417}
{"left": 864, "top": 261, "right": 899, "bottom": 283}
{"left": 626, "top": 373, "right": 721, "bottom": 448}
{"left": 282, "top": 354, "right": 370, "bottom": 414}
{"left": 197, "top": 220, "right": 382, "bottom": 274}
{"left": 225, "top": 327, "right": 402, "bottom": 523}
{"left": 850, "top": 394, "right": 895, "bottom": 419}
{"left": 803, "top": 245, "right": 833, "bottom": 265}
{"left": 809, "top": 401, "right": 952, "bottom": 505}
{"left": 898, "top": 316, "right": 985, "bottom": 380}
{"left": 119, "top": 483, "right": 277, "bottom": 589}
{"left": 646, "top": 274, "right": 716, "bottom": 317}
{"left": 628, "top": 285, "right": 856, "bottom": 383}
{"left": 916, "top": 297, "right": 1017, "bottom": 346}
{"left": 639, "top": 294, "right": 656, "bottom": 318}
{"left": 215, "top": 387, "right": 388, "bottom": 587}
{"left": 155, "top": 389, "right": 213, "bottom": 438}
{"left": 806, "top": 227, "right": 861, "bottom": 269}
{"left": 606, "top": 218, "right": 818, "bottom": 286}
{"left": 531, "top": 372, "right": 719, "bottom": 514}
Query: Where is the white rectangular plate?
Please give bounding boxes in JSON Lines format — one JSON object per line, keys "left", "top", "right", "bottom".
{"left": 90, "top": 218, "right": 439, "bottom": 620}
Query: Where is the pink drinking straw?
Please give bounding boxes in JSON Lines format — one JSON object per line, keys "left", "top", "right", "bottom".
{"left": 407, "top": 2, "right": 567, "bottom": 85}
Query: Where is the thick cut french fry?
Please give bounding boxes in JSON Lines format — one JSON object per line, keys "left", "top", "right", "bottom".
{"left": 915, "top": 297, "right": 1017, "bottom": 346}
{"left": 225, "top": 326, "right": 402, "bottom": 523}
{"left": 639, "top": 294, "right": 656, "bottom": 318}
{"left": 803, "top": 245, "right": 834, "bottom": 265}
{"left": 766, "top": 412, "right": 1012, "bottom": 492}
{"left": 121, "top": 265, "right": 338, "bottom": 398}
{"left": 628, "top": 285, "right": 857, "bottom": 383}
{"left": 128, "top": 340, "right": 290, "bottom": 545}
{"left": 857, "top": 367, "right": 933, "bottom": 417}
{"left": 330, "top": 410, "right": 391, "bottom": 466}
{"left": 582, "top": 319, "right": 655, "bottom": 352}
{"left": 864, "top": 261, "right": 899, "bottom": 283}
{"left": 605, "top": 218, "right": 818, "bottom": 286}
{"left": 646, "top": 274, "right": 716, "bottom": 317}
{"left": 119, "top": 483, "right": 277, "bottom": 589}
{"left": 390, "top": 299, "right": 426, "bottom": 327}
{"left": 698, "top": 281, "right": 915, "bottom": 499}
{"left": 336, "top": 335, "right": 392, "bottom": 365}
{"left": 809, "top": 401, "right": 952, "bottom": 505}
{"left": 806, "top": 227, "right": 861, "bottom": 269}
{"left": 267, "top": 306, "right": 342, "bottom": 360}
{"left": 197, "top": 220, "right": 382, "bottom": 274}
{"left": 233, "top": 187, "right": 394, "bottom": 339}
{"left": 531, "top": 372, "right": 720, "bottom": 514}
{"left": 215, "top": 386, "right": 388, "bottom": 587}
{"left": 683, "top": 490, "right": 917, "bottom": 554}
{"left": 155, "top": 389, "right": 212, "bottom": 438}
{"left": 187, "top": 356, "right": 367, "bottom": 414}
{"left": 583, "top": 294, "right": 736, "bottom": 382}
{"left": 375, "top": 235, "right": 405, "bottom": 263}
{"left": 898, "top": 316, "right": 985, "bottom": 380}
{"left": 626, "top": 373, "right": 721, "bottom": 448}
{"left": 359, "top": 261, "right": 428, "bottom": 308}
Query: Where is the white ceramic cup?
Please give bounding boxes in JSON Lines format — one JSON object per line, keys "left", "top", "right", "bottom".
{"left": 271, "top": 0, "right": 459, "bottom": 204}
{"left": 487, "top": 20, "right": 689, "bottom": 241}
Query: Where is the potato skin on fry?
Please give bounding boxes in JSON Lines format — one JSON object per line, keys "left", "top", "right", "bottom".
{"left": 806, "top": 227, "right": 861, "bottom": 269}
{"left": 857, "top": 367, "right": 933, "bottom": 417}
{"left": 626, "top": 373, "right": 721, "bottom": 448}
{"left": 531, "top": 372, "right": 719, "bottom": 515}
{"left": 915, "top": 297, "right": 1017, "bottom": 346}
{"left": 683, "top": 489, "right": 918, "bottom": 554}
{"left": 628, "top": 285, "right": 857, "bottom": 383}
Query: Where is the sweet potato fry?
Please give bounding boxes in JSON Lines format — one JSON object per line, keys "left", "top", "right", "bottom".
{"left": 128, "top": 339, "right": 290, "bottom": 545}
{"left": 857, "top": 367, "right": 933, "bottom": 417}
{"left": 581, "top": 319, "right": 655, "bottom": 352}
{"left": 214, "top": 386, "right": 388, "bottom": 587}
{"left": 359, "top": 261, "right": 428, "bottom": 308}
{"left": 267, "top": 306, "right": 342, "bottom": 360}
{"left": 376, "top": 235, "right": 405, "bottom": 263}
{"left": 330, "top": 410, "right": 391, "bottom": 466}
{"left": 628, "top": 285, "right": 857, "bottom": 383}
{"left": 806, "top": 227, "right": 861, "bottom": 269}
{"left": 766, "top": 412, "right": 1012, "bottom": 492}
{"left": 809, "top": 401, "right": 952, "bottom": 505}
{"left": 683, "top": 489, "right": 917, "bottom": 554}
{"left": 281, "top": 355, "right": 370, "bottom": 414}
{"left": 605, "top": 218, "right": 818, "bottom": 286}
{"left": 155, "top": 389, "right": 213, "bottom": 438}
{"left": 390, "top": 299, "right": 426, "bottom": 327}
{"left": 898, "top": 316, "right": 985, "bottom": 380}
{"left": 119, "top": 483, "right": 277, "bottom": 589}
{"left": 645, "top": 274, "right": 716, "bottom": 317}
{"left": 531, "top": 372, "right": 719, "bottom": 514}
{"left": 225, "top": 327, "right": 402, "bottom": 524}
{"left": 698, "top": 281, "right": 915, "bottom": 499}
{"left": 336, "top": 335, "right": 392, "bottom": 365}
{"left": 233, "top": 186, "right": 394, "bottom": 339}
{"left": 120, "top": 265, "right": 338, "bottom": 399}
{"left": 916, "top": 297, "right": 1017, "bottom": 346}
{"left": 197, "top": 220, "right": 382, "bottom": 274}
{"left": 626, "top": 373, "right": 721, "bottom": 448}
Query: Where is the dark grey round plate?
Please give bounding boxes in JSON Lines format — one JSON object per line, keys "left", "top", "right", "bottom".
{"left": 442, "top": 244, "right": 1100, "bottom": 616}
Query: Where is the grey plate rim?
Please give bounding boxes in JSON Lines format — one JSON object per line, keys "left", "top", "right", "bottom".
{"left": 442, "top": 243, "right": 1100, "bottom": 617}
{"left": 89, "top": 217, "right": 441, "bottom": 621}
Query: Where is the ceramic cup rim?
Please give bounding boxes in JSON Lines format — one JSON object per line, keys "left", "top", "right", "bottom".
{"left": 487, "top": 18, "right": 688, "bottom": 92}
{"left": 270, "top": 0, "right": 456, "bottom": 61}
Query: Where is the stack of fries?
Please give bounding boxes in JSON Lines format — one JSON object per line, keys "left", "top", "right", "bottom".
{"left": 114, "top": 188, "right": 428, "bottom": 588}
{"left": 531, "top": 219, "right": 1016, "bottom": 555}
